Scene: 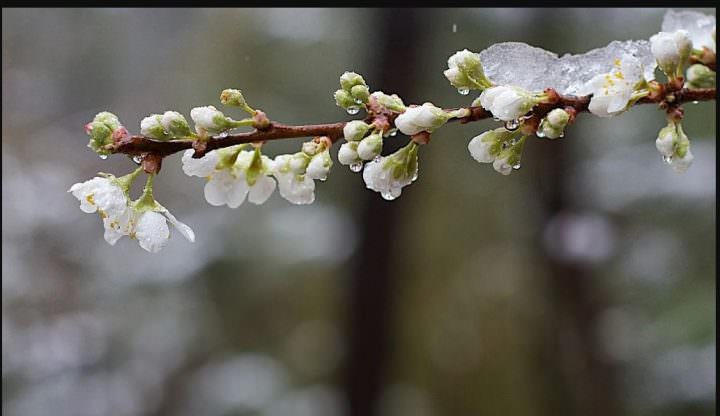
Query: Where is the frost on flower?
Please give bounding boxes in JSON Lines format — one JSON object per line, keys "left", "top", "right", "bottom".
{"left": 190, "top": 105, "right": 243, "bottom": 135}
{"left": 662, "top": 10, "right": 716, "bottom": 52}
{"left": 477, "top": 40, "right": 656, "bottom": 95}
{"left": 362, "top": 141, "right": 419, "bottom": 200}
{"left": 577, "top": 54, "right": 646, "bottom": 117}
{"left": 394, "top": 103, "right": 451, "bottom": 135}
{"left": 182, "top": 146, "right": 277, "bottom": 208}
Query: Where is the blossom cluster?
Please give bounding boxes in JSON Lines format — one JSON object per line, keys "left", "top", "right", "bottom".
{"left": 71, "top": 10, "right": 715, "bottom": 252}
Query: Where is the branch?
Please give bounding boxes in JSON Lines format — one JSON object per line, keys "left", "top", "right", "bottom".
{"left": 110, "top": 86, "right": 716, "bottom": 159}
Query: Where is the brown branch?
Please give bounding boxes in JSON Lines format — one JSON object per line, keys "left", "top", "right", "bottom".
{"left": 109, "top": 86, "right": 716, "bottom": 160}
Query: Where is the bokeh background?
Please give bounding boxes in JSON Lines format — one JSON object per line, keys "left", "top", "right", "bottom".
{"left": 2, "top": 8, "right": 716, "bottom": 416}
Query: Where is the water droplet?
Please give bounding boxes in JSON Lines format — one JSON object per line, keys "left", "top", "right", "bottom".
{"left": 373, "top": 155, "right": 382, "bottom": 163}
{"left": 452, "top": 24, "right": 457, "bottom": 33}
{"left": 389, "top": 129, "right": 398, "bottom": 137}
{"left": 512, "top": 163, "right": 522, "bottom": 170}
{"left": 381, "top": 191, "right": 397, "bottom": 201}
{"left": 536, "top": 129, "right": 545, "bottom": 138}
{"left": 132, "top": 155, "right": 143, "bottom": 164}
{"left": 217, "top": 131, "right": 229, "bottom": 138}
{"left": 346, "top": 106, "right": 360, "bottom": 115}
{"left": 504, "top": 119, "right": 520, "bottom": 131}
{"left": 663, "top": 155, "right": 673, "bottom": 165}
{"left": 98, "top": 154, "right": 108, "bottom": 160}
{"left": 354, "top": 98, "right": 363, "bottom": 104}
{"left": 501, "top": 142, "right": 510, "bottom": 150}
{"left": 493, "top": 117, "right": 501, "bottom": 122}
{"left": 412, "top": 171, "right": 419, "bottom": 181}
{"left": 457, "top": 87, "right": 470, "bottom": 95}
{"left": 559, "top": 132, "right": 564, "bottom": 138}
{"left": 350, "top": 162, "right": 363, "bottom": 173}
{"left": 692, "top": 100, "right": 699, "bottom": 104}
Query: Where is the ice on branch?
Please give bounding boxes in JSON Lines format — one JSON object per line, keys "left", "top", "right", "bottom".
{"left": 662, "top": 10, "right": 716, "bottom": 52}
{"left": 478, "top": 40, "right": 656, "bottom": 95}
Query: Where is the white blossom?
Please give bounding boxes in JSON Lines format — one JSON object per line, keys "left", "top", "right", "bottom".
{"left": 182, "top": 149, "right": 221, "bottom": 178}
{"left": 577, "top": 54, "right": 645, "bottom": 117}
{"left": 130, "top": 206, "right": 195, "bottom": 253}
{"left": 274, "top": 155, "right": 316, "bottom": 205}
{"left": 478, "top": 86, "right": 536, "bottom": 121}
{"left": 669, "top": 149, "right": 694, "bottom": 174}
{"left": 394, "top": 103, "right": 449, "bottom": 136}
{"left": 362, "top": 142, "right": 418, "bottom": 200}
{"left": 650, "top": 31, "right": 692, "bottom": 75}
{"left": 69, "top": 176, "right": 131, "bottom": 245}
{"left": 305, "top": 151, "right": 332, "bottom": 181}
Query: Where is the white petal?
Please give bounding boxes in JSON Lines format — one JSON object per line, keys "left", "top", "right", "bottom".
{"left": 160, "top": 208, "right": 195, "bottom": 242}
{"left": 135, "top": 211, "right": 170, "bottom": 253}
{"left": 203, "top": 171, "right": 236, "bottom": 207}
{"left": 248, "top": 175, "right": 276, "bottom": 205}
{"left": 468, "top": 135, "right": 495, "bottom": 163}
{"left": 226, "top": 177, "right": 250, "bottom": 209}
{"left": 182, "top": 149, "right": 220, "bottom": 177}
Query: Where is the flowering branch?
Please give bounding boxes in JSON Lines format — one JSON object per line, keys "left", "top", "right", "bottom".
{"left": 109, "top": 86, "right": 715, "bottom": 161}
{"left": 70, "top": 9, "right": 717, "bottom": 253}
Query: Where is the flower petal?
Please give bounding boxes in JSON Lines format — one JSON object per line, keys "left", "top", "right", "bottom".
{"left": 248, "top": 176, "right": 276, "bottom": 205}
{"left": 135, "top": 211, "right": 170, "bottom": 253}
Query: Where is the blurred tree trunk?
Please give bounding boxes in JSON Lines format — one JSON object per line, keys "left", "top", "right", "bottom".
{"left": 343, "top": 8, "right": 424, "bottom": 416}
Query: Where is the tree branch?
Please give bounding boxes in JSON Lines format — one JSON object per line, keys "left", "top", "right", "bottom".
{"left": 109, "top": 86, "right": 716, "bottom": 159}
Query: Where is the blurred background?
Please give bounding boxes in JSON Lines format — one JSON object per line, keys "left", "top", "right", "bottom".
{"left": 2, "top": 8, "right": 716, "bottom": 416}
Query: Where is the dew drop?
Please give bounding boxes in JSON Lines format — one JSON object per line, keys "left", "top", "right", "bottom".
{"left": 504, "top": 119, "right": 520, "bottom": 131}
{"left": 350, "top": 162, "right": 363, "bottom": 173}
{"left": 381, "top": 191, "right": 397, "bottom": 201}
{"left": 493, "top": 117, "right": 501, "bottom": 122}
{"left": 536, "top": 129, "right": 545, "bottom": 138}
{"left": 346, "top": 106, "right": 360, "bottom": 115}
{"left": 389, "top": 129, "right": 398, "bottom": 137}
{"left": 217, "top": 131, "right": 229, "bottom": 138}
{"left": 354, "top": 98, "right": 364, "bottom": 105}
{"left": 98, "top": 154, "right": 108, "bottom": 160}
{"left": 512, "top": 163, "right": 522, "bottom": 170}
{"left": 373, "top": 155, "right": 382, "bottom": 163}
{"left": 663, "top": 155, "right": 673, "bottom": 165}
{"left": 457, "top": 87, "right": 470, "bottom": 96}
{"left": 132, "top": 155, "right": 143, "bottom": 164}
{"left": 412, "top": 171, "right": 419, "bottom": 181}
{"left": 692, "top": 100, "right": 699, "bottom": 104}
{"left": 559, "top": 132, "right": 565, "bottom": 138}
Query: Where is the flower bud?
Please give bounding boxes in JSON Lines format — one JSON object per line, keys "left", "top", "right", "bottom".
{"left": 467, "top": 130, "right": 505, "bottom": 163}
{"left": 190, "top": 105, "right": 235, "bottom": 134}
{"left": 340, "top": 71, "right": 367, "bottom": 91}
{"left": 334, "top": 89, "right": 355, "bottom": 109}
{"left": 370, "top": 91, "right": 406, "bottom": 112}
{"left": 161, "top": 111, "right": 191, "bottom": 138}
{"left": 302, "top": 141, "right": 321, "bottom": 156}
{"left": 343, "top": 120, "right": 371, "bottom": 141}
{"left": 350, "top": 85, "right": 370, "bottom": 103}
{"left": 394, "top": 103, "right": 450, "bottom": 136}
{"left": 444, "top": 49, "right": 491, "bottom": 90}
{"left": 650, "top": 30, "right": 693, "bottom": 77}
{"left": 357, "top": 133, "right": 383, "bottom": 160}
{"left": 220, "top": 89, "right": 248, "bottom": 107}
{"left": 85, "top": 112, "right": 124, "bottom": 154}
{"left": 479, "top": 86, "right": 537, "bottom": 121}
{"left": 93, "top": 112, "right": 121, "bottom": 131}
{"left": 686, "top": 64, "right": 716, "bottom": 89}
{"left": 537, "top": 109, "right": 570, "bottom": 139}
{"left": 338, "top": 141, "right": 361, "bottom": 165}
{"left": 141, "top": 114, "right": 170, "bottom": 140}
{"left": 655, "top": 123, "right": 677, "bottom": 157}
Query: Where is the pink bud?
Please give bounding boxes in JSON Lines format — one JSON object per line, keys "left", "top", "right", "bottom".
{"left": 84, "top": 122, "right": 94, "bottom": 134}
{"left": 111, "top": 126, "right": 129, "bottom": 140}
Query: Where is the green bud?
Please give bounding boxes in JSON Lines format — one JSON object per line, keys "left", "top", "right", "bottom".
{"left": 334, "top": 89, "right": 355, "bottom": 109}
{"left": 350, "top": 85, "right": 371, "bottom": 103}
{"left": 161, "top": 111, "right": 192, "bottom": 138}
{"left": 93, "top": 112, "right": 121, "bottom": 130}
{"left": 86, "top": 121, "right": 113, "bottom": 152}
{"left": 686, "top": 64, "right": 716, "bottom": 89}
{"left": 343, "top": 120, "right": 371, "bottom": 141}
{"left": 340, "top": 71, "right": 366, "bottom": 91}
{"left": 372, "top": 91, "right": 406, "bottom": 112}
{"left": 220, "top": 89, "right": 248, "bottom": 107}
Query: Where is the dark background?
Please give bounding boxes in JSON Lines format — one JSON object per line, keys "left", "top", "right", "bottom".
{"left": 2, "top": 8, "right": 716, "bottom": 416}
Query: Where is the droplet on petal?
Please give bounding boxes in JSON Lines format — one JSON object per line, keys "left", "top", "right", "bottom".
{"left": 98, "top": 154, "right": 108, "bottom": 160}
{"left": 536, "top": 129, "right": 546, "bottom": 138}
{"left": 132, "top": 155, "right": 143, "bottom": 164}
{"left": 663, "top": 155, "right": 673, "bottom": 164}
{"left": 381, "top": 191, "right": 397, "bottom": 201}
{"left": 457, "top": 87, "right": 470, "bottom": 95}
{"left": 373, "top": 155, "right": 382, "bottom": 163}
{"left": 346, "top": 106, "right": 360, "bottom": 115}
{"left": 512, "top": 163, "right": 522, "bottom": 170}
